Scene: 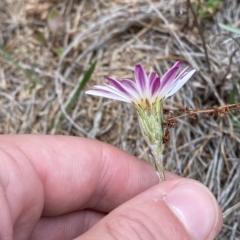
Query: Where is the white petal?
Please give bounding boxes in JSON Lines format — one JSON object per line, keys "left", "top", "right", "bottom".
{"left": 120, "top": 79, "right": 139, "bottom": 99}
{"left": 102, "top": 84, "right": 131, "bottom": 101}
{"left": 85, "top": 89, "right": 130, "bottom": 102}
{"left": 165, "top": 69, "right": 196, "bottom": 98}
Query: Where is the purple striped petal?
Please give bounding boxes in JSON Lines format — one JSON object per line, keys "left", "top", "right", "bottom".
{"left": 134, "top": 65, "right": 148, "bottom": 95}
{"left": 102, "top": 84, "right": 131, "bottom": 100}
{"left": 107, "top": 78, "right": 140, "bottom": 101}
{"left": 150, "top": 77, "right": 161, "bottom": 96}
{"left": 160, "top": 61, "right": 183, "bottom": 90}
{"left": 162, "top": 66, "right": 190, "bottom": 94}
{"left": 107, "top": 77, "right": 131, "bottom": 97}
{"left": 166, "top": 69, "right": 196, "bottom": 98}
{"left": 171, "top": 60, "right": 182, "bottom": 69}
{"left": 121, "top": 79, "right": 138, "bottom": 92}
{"left": 174, "top": 66, "right": 190, "bottom": 82}
{"left": 148, "top": 72, "right": 158, "bottom": 86}
{"left": 120, "top": 79, "right": 139, "bottom": 98}
{"left": 93, "top": 85, "right": 131, "bottom": 101}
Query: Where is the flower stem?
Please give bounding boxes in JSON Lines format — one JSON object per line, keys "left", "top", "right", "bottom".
{"left": 153, "top": 153, "right": 165, "bottom": 182}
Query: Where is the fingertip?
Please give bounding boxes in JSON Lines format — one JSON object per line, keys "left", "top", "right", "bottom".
{"left": 164, "top": 179, "right": 223, "bottom": 240}
{"left": 78, "top": 178, "right": 222, "bottom": 240}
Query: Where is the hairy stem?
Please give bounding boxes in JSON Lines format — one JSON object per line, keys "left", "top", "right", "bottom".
{"left": 152, "top": 152, "right": 165, "bottom": 182}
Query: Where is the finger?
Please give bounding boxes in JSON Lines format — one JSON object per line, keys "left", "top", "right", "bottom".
{"left": 0, "top": 135, "right": 179, "bottom": 239}
{"left": 1, "top": 135, "right": 179, "bottom": 216}
{"left": 31, "top": 210, "right": 105, "bottom": 240}
{"left": 31, "top": 174, "right": 180, "bottom": 240}
{"left": 0, "top": 135, "right": 160, "bottom": 216}
{"left": 0, "top": 136, "right": 45, "bottom": 240}
{"left": 76, "top": 178, "right": 223, "bottom": 240}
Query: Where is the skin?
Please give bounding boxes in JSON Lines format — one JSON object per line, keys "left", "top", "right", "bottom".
{"left": 0, "top": 135, "right": 222, "bottom": 240}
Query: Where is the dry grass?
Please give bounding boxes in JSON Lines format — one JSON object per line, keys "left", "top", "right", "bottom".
{"left": 0, "top": 0, "right": 240, "bottom": 239}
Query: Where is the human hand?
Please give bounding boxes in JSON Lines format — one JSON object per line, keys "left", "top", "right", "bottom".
{"left": 0, "top": 135, "right": 222, "bottom": 240}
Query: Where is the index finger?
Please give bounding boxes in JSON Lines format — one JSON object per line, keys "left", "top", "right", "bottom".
{"left": 0, "top": 135, "right": 175, "bottom": 216}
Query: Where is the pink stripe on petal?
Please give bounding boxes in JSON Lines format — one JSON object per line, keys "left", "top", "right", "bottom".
{"left": 92, "top": 85, "right": 130, "bottom": 101}
{"left": 117, "top": 80, "right": 140, "bottom": 102}
{"left": 165, "top": 69, "right": 196, "bottom": 98}
{"left": 177, "top": 66, "right": 190, "bottom": 79}
{"left": 102, "top": 84, "right": 131, "bottom": 101}
{"left": 107, "top": 78, "right": 138, "bottom": 101}
{"left": 150, "top": 77, "right": 161, "bottom": 96}
{"left": 101, "top": 85, "right": 131, "bottom": 100}
{"left": 148, "top": 72, "right": 158, "bottom": 85}
{"left": 163, "top": 66, "right": 190, "bottom": 94}
{"left": 134, "top": 65, "right": 148, "bottom": 95}
{"left": 121, "top": 79, "right": 137, "bottom": 90}
{"left": 107, "top": 77, "right": 131, "bottom": 96}
{"left": 121, "top": 79, "right": 139, "bottom": 96}
{"left": 172, "top": 60, "right": 182, "bottom": 68}
{"left": 160, "top": 63, "right": 182, "bottom": 90}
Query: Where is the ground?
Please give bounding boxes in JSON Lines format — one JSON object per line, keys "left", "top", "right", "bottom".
{"left": 0, "top": 0, "right": 240, "bottom": 239}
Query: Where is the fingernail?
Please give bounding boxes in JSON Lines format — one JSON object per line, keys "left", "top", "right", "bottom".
{"left": 165, "top": 182, "right": 219, "bottom": 240}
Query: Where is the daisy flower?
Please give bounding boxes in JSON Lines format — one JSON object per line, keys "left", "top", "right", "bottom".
{"left": 86, "top": 61, "right": 196, "bottom": 181}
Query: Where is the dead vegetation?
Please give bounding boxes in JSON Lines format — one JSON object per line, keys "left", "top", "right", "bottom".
{"left": 0, "top": 0, "right": 240, "bottom": 238}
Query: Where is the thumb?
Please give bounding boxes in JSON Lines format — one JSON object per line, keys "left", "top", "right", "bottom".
{"left": 76, "top": 178, "right": 222, "bottom": 240}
